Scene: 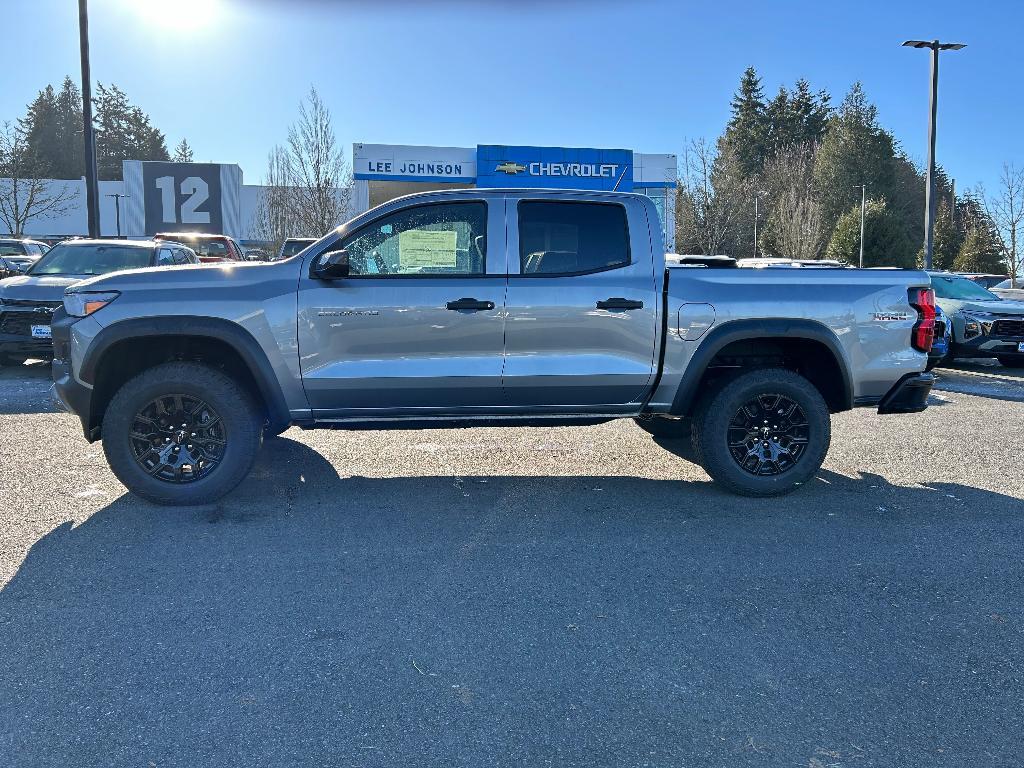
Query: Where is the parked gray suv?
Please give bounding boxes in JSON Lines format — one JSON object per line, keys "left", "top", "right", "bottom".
{"left": 51, "top": 190, "right": 936, "bottom": 505}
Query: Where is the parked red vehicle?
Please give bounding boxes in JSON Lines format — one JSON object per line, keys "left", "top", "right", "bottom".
{"left": 154, "top": 232, "right": 245, "bottom": 263}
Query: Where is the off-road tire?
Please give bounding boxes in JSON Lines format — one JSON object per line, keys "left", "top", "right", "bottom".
{"left": 692, "top": 368, "right": 830, "bottom": 497}
{"left": 997, "top": 355, "right": 1024, "bottom": 369}
{"left": 102, "top": 362, "right": 263, "bottom": 505}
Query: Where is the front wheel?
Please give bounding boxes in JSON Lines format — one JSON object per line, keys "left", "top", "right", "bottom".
{"left": 102, "top": 362, "right": 264, "bottom": 505}
{"left": 997, "top": 355, "right": 1024, "bottom": 369}
{"left": 692, "top": 368, "right": 831, "bottom": 497}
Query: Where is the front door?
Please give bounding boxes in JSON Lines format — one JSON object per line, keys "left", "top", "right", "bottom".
{"left": 501, "top": 196, "right": 659, "bottom": 407}
{"left": 298, "top": 199, "right": 507, "bottom": 415}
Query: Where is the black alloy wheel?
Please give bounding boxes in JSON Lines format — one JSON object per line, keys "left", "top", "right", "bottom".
{"left": 727, "top": 394, "right": 809, "bottom": 476}
{"left": 129, "top": 394, "right": 227, "bottom": 483}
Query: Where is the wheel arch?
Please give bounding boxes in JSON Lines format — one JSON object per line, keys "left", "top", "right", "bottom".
{"left": 669, "top": 319, "right": 854, "bottom": 416}
{"left": 81, "top": 316, "right": 291, "bottom": 439}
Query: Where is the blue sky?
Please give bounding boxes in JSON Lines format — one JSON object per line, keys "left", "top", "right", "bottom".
{"left": 2, "top": 0, "right": 1020, "bottom": 191}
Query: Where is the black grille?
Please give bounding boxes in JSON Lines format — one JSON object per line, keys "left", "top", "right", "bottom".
{"left": 934, "top": 318, "right": 946, "bottom": 337}
{"left": 992, "top": 319, "right": 1024, "bottom": 338}
{"left": 0, "top": 309, "right": 54, "bottom": 337}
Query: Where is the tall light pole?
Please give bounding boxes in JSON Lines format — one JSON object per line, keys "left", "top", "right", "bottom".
{"left": 78, "top": 0, "right": 101, "bottom": 238}
{"left": 855, "top": 184, "right": 867, "bottom": 268}
{"left": 902, "top": 39, "right": 965, "bottom": 270}
{"left": 107, "top": 193, "right": 128, "bottom": 238}
{"left": 753, "top": 190, "right": 767, "bottom": 258}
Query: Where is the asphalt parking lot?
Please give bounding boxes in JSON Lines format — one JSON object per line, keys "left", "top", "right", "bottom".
{"left": 0, "top": 361, "right": 1022, "bottom": 767}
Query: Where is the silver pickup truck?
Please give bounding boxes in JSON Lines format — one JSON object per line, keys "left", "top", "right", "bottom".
{"left": 51, "top": 189, "right": 937, "bottom": 505}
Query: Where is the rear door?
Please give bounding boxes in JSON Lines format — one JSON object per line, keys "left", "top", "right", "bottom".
{"left": 501, "top": 195, "right": 659, "bottom": 407}
{"left": 297, "top": 198, "right": 507, "bottom": 415}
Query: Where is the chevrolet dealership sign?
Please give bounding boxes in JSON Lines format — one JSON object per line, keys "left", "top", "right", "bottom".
{"left": 477, "top": 145, "right": 634, "bottom": 191}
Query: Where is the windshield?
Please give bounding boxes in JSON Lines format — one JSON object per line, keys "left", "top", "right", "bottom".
{"left": 281, "top": 240, "right": 314, "bottom": 258}
{"left": 29, "top": 243, "right": 153, "bottom": 276}
{"left": 931, "top": 275, "right": 1001, "bottom": 302}
{"left": 0, "top": 243, "right": 26, "bottom": 257}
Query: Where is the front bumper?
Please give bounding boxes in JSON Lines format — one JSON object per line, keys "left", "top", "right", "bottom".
{"left": 50, "top": 307, "right": 96, "bottom": 441}
{"left": 877, "top": 372, "right": 935, "bottom": 414}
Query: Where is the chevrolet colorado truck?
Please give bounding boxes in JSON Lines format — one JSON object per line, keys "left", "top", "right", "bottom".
{"left": 51, "top": 189, "right": 937, "bottom": 505}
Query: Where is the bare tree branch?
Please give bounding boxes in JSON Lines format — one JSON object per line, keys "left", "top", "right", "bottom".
{"left": 0, "top": 120, "right": 76, "bottom": 237}
{"left": 763, "top": 142, "right": 826, "bottom": 260}
{"left": 984, "top": 163, "right": 1024, "bottom": 287}
{"left": 676, "top": 138, "right": 745, "bottom": 255}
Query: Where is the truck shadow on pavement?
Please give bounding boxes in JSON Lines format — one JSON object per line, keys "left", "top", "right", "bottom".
{"left": 0, "top": 360, "right": 59, "bottom": 415}
{"left": 1, "top": 435, "right": 1022, "bottom": 767}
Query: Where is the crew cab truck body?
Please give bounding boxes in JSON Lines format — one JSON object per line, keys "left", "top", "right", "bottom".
{"left": 51, "top": 189, "right": 936, "bottom": 505}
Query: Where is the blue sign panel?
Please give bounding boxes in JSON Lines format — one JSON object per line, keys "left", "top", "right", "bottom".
{"left": 476, "top": 145, "right": 634, "bottom": 192}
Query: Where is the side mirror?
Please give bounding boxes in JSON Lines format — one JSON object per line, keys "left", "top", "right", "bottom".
{"left": 313, "top": 249, "right": 350, "bottom": 279}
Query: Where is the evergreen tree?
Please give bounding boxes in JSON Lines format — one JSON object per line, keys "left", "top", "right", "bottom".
{"left": 173, "top": 138, "right": 194, "bottom": 163}
{"left": 930, "top": 198, "right": 961, "bottom": 270}
{"left": 954, "top": 209, "right": 1005, "bottom": 273}
{"left": 826, "top": 198, "right": 915, "bottom": 268}
{"left": 94, "top": 83, "right": 169, "bottom": 180}
{"left": 53, "top": 77, "right": 84, "bottom": 179}
{"left": 813, "top": 83, "right": 901, "bottom": 237}
{"left": 788, "top": 78, "right": 830, "bottom": 145}
{"left": 721, "top": 67, "right": 768, "bottom": 178}
{"left": 19, "top": 85, "right": 60, "bottom": 177}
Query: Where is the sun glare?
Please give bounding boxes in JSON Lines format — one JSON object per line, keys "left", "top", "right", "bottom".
{"left": 125, "top": 0, "right": 224, "bottom": 32}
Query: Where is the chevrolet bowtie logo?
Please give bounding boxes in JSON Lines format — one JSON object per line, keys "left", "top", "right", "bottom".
{"left": 495, "top": 162, "right": 527, "bottom": 175}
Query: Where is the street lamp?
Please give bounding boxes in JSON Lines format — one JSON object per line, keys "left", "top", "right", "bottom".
{"left": 854, "top": 184, "right": 867, "bottom": 268}
{"left": 78, "top": 0, "right": 101, "bottom": 238}
{"left": 902, "top": 39, "right": 966, "bottom": 270}
{"left": 106, "top": 193, "right": 129, "bottom": 238}
{"left": 753, "top": 190, "right": 767, "bottom": 258}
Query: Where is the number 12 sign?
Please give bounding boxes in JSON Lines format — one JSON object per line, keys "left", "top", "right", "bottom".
{"left": 141, "top": 162, "right": 224, "bottom": 234}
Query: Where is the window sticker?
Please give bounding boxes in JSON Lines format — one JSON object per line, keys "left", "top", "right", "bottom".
{"left": 399, "top": 229, "right": 458, "bottom": 269}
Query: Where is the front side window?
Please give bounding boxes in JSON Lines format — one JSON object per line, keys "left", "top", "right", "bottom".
{"left": 518, "top": 201, "right": 630, "bottom": 275}
{"left": 342, "top": 202, "right": 487, "bottom": 276}
{"left": 157, "top": 248, "right": 176, "bottom": 266}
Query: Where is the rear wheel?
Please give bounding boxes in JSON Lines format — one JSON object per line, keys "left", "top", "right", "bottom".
{"left": 102, "top": 362, "right": 263, "bottom": 505}
{"left": 0, "top": 353, "right": 27, "bottom": 367}
{"left": 997, "top": 355, "right": 1024, "bottom": 368}
{"left": 692, "top": 368, "right": 830, "bottom": 497}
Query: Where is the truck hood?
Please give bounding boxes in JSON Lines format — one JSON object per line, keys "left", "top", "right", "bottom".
{"left": 67, "top": 259, "right": 305, "bottom": 300}
{"left": 942, "top": 298, "right": 1024, "bottom": 316}
{"left": 0, "top": 273, "right": 85, "bottom": 302}
{"left": 70, "top": 261, "right": 278, "bottom": 291}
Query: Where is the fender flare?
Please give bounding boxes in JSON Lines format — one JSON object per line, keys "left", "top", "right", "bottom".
{"left": 81, "top": 316, "right": 292, "bottom": 434}
{"left": 669, "top": 318, "right": 854, "bottom": 415}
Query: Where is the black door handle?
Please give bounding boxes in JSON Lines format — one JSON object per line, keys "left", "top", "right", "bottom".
{"left": 597, "top": 298, "right": 644, "bottom": 310}
{"left": 446, "top": 297, "right": 495, "bottom": 311}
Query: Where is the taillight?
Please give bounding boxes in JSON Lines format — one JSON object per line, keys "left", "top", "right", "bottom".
{"left": 909, "top": 287, "right": 936, "bottom": 352}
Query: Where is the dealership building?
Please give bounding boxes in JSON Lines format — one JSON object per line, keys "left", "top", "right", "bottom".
{"left": 6, "top": 143, "right": 677, "bottom": 249}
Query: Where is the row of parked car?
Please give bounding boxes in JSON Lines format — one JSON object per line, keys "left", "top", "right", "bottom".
{"left": 0, "top": 233, "right": 320, "bottom": 365}
{"left": 0, "top": 233, "right": 321, "bottom": 280}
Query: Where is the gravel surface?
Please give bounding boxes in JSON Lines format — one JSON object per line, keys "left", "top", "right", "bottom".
{"left": 0, "top": 360, "right": 1022, "bottom": 767}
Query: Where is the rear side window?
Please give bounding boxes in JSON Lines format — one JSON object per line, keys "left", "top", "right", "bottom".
{"left": 518, "top": 202, "right": 630, "bottom": 276}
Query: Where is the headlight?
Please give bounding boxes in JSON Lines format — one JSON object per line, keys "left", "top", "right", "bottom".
{"left": 63, "top": 290, "right": 120, "bottom": 318}
{"left": 961, "top": 311, "right": 995, "bottom": 339}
